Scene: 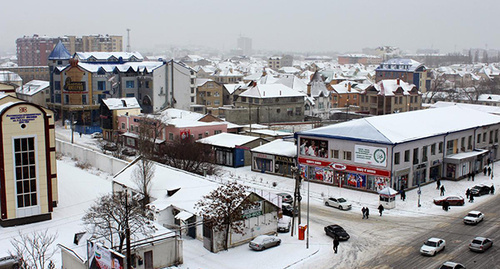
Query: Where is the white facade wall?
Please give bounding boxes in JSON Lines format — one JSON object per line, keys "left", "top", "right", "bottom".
{"left": 167, "top": 62, "right": 195, "bottom": 111}
{"left": 152, "top": 64, "right": 167, "bottom": 111}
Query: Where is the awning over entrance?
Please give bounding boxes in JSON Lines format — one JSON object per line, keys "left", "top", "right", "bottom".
{"left": 175, "top": 211, "right": 194, "bottom": 221}
{"left": 444, "top": 149, "right": 489, "bottom": 164}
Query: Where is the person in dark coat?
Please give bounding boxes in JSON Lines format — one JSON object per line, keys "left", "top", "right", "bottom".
{"left": 466, "top": 188, "right": 470, "bottom": 199}
{"left": 361, "top": 207, "right": 366, "bottom": 219}
{"left": 469, "top": 193, "right": 474, "bottom": 203}
{"left": 443, "top": 201, "right": 449, "bottom": 211}
{"left": 468, "top": 173, "right": 471, "bottom": 181}
{"left": 484, "top": 166, "right": 487, "bottom": 176}
{"left": 436, "top": 179, "right": 441, "bottom": 189}
{"left": 378, "top": 204, "right": 384, "bottom": 216}
{"left": 333, "top": 236, "right": 339, "bottom": 254}
{"left": 440, "top": 185, "right": 445, "bottom": 196}
{"left": 401, "top": 189, "right": 406, "bottom": 201}
{"left": 488, "top": 166, "right": 492, "bottom": 176}
{"left": 472, "top": 173, "right": 475, "bottom": 181}
{"left": 491, "top": 185, "right": 495, "bottom": 194}
{"left": 365, "top": 207, "right": 370, "bottom": 219}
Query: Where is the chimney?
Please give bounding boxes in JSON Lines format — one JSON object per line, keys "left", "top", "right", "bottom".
{"left": 307, "top": 83, "right": 311, "bottom": 97}
{"left": 397, "top": 78, "right": 400, "bottom": 85}
{"left": 348, "top": 82, "right": 351, "bottom": 92}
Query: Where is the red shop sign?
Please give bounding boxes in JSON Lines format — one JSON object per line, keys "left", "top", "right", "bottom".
{"left": 298, "top": 157, "right": 391, "bottom": 177}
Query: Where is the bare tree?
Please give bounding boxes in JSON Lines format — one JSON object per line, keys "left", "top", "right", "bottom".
{"left": 82, "top": 192, "right": 156, "bottom": 253}
{"left": 136, "top": 114, "right": 165, "bottom": 158}
{"left": 425, "top": 71, "right": 449, "bottom": 104}
{"left": 195, "top": 181, "right": 257, "bottom": 250}
{"left": 132, "top": 157, "right": 156, "bottom": 211}
{"left": 155, "top": 136, "right": 218, "bottom": 175}
{"left": 9, "top": 230, "right": 58, "bottom": 269}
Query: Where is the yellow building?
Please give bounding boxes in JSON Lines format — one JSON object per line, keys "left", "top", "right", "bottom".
{"left": 0, "top": 94, "right": 57, "bottom": 227}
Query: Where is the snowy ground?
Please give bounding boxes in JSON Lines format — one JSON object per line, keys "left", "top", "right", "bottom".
{"left": 0, "top": 125, "right": 497, "bottom": 268}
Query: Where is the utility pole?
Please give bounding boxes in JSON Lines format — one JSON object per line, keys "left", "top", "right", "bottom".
{"left": 290, "top": 166, "right": 301, "bottom": 237}
{"left": 125, "top": 190, "right": 132, "bottom": 269}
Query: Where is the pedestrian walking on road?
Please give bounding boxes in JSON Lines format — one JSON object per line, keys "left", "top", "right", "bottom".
{"left": 466, "top": 188, "right": 470, "bottom": 199}
{"left": 401, "top": 189, "right": 406, "bottom": 201}
{"left": 472, "top": 173, "right": 475, "bottom": 181}
{"left": 333, "top": 236, "right": 339, "bottom": 254}
{"left": 491, "top": 185, "right": 495, "bottom": 194}
{"left": 436, "top": 179, "right": 441, "bottom": 190}
{"left": 440, "top": 185, "right": 445, "bottom": 196}
{"left": 469, "top": 193, "right": 474, "bottom": 203}
{"left": 484, "top": 166, "right": 487, "bottom": 176}
{"left": 488, "top": 166, "right": 492, "bottom": 176}
{"left": 366, "top": 207, "right": 370, "bottom": 219}
{"left": 378, "top": 204, "right": 384, "bottom": 216}
{"left": 468, "top": 173, "right": 471, "bottom": 181}
{"left": 362, "top": 207, "right": 366, "bottom": 219}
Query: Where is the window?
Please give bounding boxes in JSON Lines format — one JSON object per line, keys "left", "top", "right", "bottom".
{"left": 483, "top": 132, "right": 487, "bottom": 142}
{"left": 461, "top": 137, "right": 465, "bottom": 150}
{"left": 214, "top": 100, "right": 220, "bottom": 105}
{"left": 205, "top": 131, "right": 209, "bottom": 137}
{"left": 422, "top": 146, "right": 428, "bottom": 162}
{"left": 477, "top": 133, "right": 481, "bottom": 143}
{"left": 214, "top": 92, "right": 220, "bottom": 97}
{"left": 490, "top": 131, "right": 494, "bottom": 144}
{"left": 82, "top": 95, "right": 87, "bottom": 105}
{"left": 343, "top": 151, "right": 352, "bottom": 160}
{"left": 145, "top": 81, "right": 150, "bottom": 88}
{"left": 14, "top": 137, "right": 37, "bottom": 208}
{"left": 191, "top": 87, "right": 195, "bottom": 94}
{"left": 241, "top": 97, "right": 247, "bottom": 102}
{"left": 55, "top": 81, "right": 61, "bottom": 91}
{"left": 190, "top": 78, "right": 195, "bottom": 84}
{"left": 332, "top": 150, "right": 339, "bottom": 159}
{"left": 191, "top": 97, "right": 194, "bottom": 102}
{"left": 169, "top": 133, "right": 174, "bottom": 141}
{"left": 121, "top": 123, "right": 125, "bottom": 129}
{"left": 439, "top": 142, "right": 443, "bottom": 153}
{"left": 126, "top": 81, "right": 135, "bottom": 88}
{"left": 126, "top": 93, "right": 135, "bottom": 98}
{"left": 495, "top": 130, "right": 498, "bottom": 143}
{"left": 97, "top": 81, "right": 106, "bottom": 91}
{"left": 413, "top": 148, "right": 419, "bottom": 164}
{"left": 198, "top": 134, "right": 202, "bottom": 139}
{"left": 468, "top": 135, "right": 472, "bottom": 150}
{"left": 446, "top": 140, "right": 454, "bottom": 155}
{"left": 431, "top": 144, "right": 436, "bottom": 155}
{"left": 404, "top": 150, "right": 410, "bottom": 162}
{"left": 65, "top": 95, "right": 69, "bottom": 104}
{"left": 394, "top": 152, "right": 400, "bottom": 165}
{"left": 214, "top": 130, "right": 222, "bottom": 134}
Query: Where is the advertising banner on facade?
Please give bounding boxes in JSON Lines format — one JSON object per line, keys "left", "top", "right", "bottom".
{"left": 87, "top": 241, "right": 125, "bottom": 269}
{"left": 299, "top": 137, "right": 328, "bottom": 158}
{"left": 354, "top": 145, "right": 387, "bottom": 167}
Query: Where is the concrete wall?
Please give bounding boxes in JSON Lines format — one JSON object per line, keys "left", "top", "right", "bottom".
{"left": 56, "top": 139, "right": 129, "bottom": 175}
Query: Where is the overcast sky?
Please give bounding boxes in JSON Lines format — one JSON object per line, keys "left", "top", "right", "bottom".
{"left": 1, "top": 0, "right": 499, "bottom": 55}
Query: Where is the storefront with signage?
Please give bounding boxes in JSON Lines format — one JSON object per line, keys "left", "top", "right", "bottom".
{"left": 253, "top": 153, "right": 274, "bottom": 173}
{"left": 250, "top": 139, "right": 297, "bottom": 177}
{"left": 298, "top": 157, "right": 391, "bottom": 192}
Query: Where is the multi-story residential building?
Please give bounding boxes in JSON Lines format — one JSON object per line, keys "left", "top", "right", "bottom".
{"left": 330, "top": 81, "right": 369, "bottom": 112}
{"left": 337, "top": 54, "right": 382, "bottom": 65}
{"left": 211, "top": 68, "right": 243, "bottom": 84}
{"left": 100, "top": 98, "right": 142, "bottom": 140}
{"left": 229, "top": 83, "right": 306, "bottom": 124}
{"left": 304, "top": 71, "right": 331, "bottom": 119}
{"left": 0, "top": 94, "right": 58, "bottom": 227}
{"left": 359, "top": 79, "right": 421, "bottom": 115}
{"left": 268, "top": 55, "right": 293, "bottom": 70}
{"left": 296, "top": 105, "right": 500, "bottom": 193}
{"left": 16, "top": 80, "right": 50, "bottom": 108}
{"left": 48, "top": 42, "right": 166, "bottom": 130}
{"left": 195, "top": 79, "right": 224, "bottom": 116}
{"left": 16, "top": 34, "right": 123, "bottom": 66}
{"left": 375, "top": 58, "right": 431, "bottom": 92}
{"left": 165, "top": 60, "right": 197, "bottom": 111}
{"left": 237, "top": 36, "right": 252, "bottom": 56}
{"left": 0, "top": 66, "right": 50, "bottom": 82}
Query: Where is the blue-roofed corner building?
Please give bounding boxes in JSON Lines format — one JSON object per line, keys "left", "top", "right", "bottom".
{"left": 375, "top": 58, "right": 431, "bottom": 93}
{"left": 295, "top": 106, "right": 500, "bottom": 192}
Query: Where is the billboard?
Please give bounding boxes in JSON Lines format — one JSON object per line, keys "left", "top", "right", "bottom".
{"left": 299, "top": 137, "right": 328, "bottom": 158}
{"left": 354, "top": 145, "right": 387, "bottom": 167}
{"left": 87, "top": 241, "right": 125, "bottom": 269}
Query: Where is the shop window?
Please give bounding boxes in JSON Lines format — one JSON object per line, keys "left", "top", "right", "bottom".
{"left": 343, "top": 151, "right": 352, "bottom": 161}
{"left": 394, "top": 152, "right": 400, "bottom": 165}
{"left": 404, "top": 150, "right": 410, "bottom": 162}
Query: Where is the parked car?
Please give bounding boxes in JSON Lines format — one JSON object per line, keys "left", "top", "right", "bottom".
{"left": 277, "top": 193, "right": 293, "bottom": 204}
{"left": 277, "top": 216, "right": 291, "bottom": 233}
{"left": 0, "top": 255, "right": 21, "bottom": 269}
{"left": 469, "top": 237, "right": 493, "bottom": 252}
{"left": 121, "top": 148, "right": 136, "bottom": 156}
{"left": 470, "top": 184, "right": 491, "bottom": 196}
{"left": 324, "top": 224, "right": 350, "bottom": 241}
{"left": 463, "top": 211, "right": 484, "bottom": 225}
{"left": 438, "top": 261, "right": 466, "bottom": 269}
{"left": 249, "top": 235, "right": 281, "bottom": 251}
{"left": 282, "top": 203, "right": 298, "bottom": 217}
{"left": 103, "top": 143, "right": 118, "bottom": 151}
{"left": 90, "top": 132, "right": 103, "bottom": 139}
{"left": 324, "top": 197, "right": 352, "bottom": 210}
{"left": 433, "top": 196, "right": 464, "bottom": 206}
{"left": 420, "top": 237, "right": 446, "bottom": 256}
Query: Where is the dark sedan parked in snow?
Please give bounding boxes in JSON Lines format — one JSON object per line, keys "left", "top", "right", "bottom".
{"left": 470, "top": 185, "right": 491, "bottom": 196}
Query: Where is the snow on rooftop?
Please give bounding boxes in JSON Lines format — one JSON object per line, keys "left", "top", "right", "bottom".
{"left": 16, "top": 80, "right": 49, "bottom": 96}
{"left": 0, "top": 71, "right": 22, "bottom": 82}
{"left": 298, "top": 106, "right": 500, "bottom": 144}
{"left": 251, "top": 139, "right": 296, "bottom": 157}
{"left": 430, "top": 101, "right": 500, "bottom": 115}
{"left": 102, "top": 97, "right": 141, "bottom": 110}
{"left": 197, "top": 132, "right": 260, "bottom": 148}
{"left": 249, "top": 129, "right": 292, "bottom": 137}
{"left": 240, "top": 84, "right": 306, "bottom": 98}
{"left": 75, "top": 51, "right": 143, "bottom": 61}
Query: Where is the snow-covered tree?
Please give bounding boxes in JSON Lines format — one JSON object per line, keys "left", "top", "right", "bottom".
{"left": 133, "top": 157, "right": 155, "bottom": 211}
{"left": 195, "top": 181, "right": 257, "bottom": 250}
{"left": 82, "top": 192, "right": 156, "bottom": 253}
{"left": 9, "top": 230, "right": 57, "bottom": 269}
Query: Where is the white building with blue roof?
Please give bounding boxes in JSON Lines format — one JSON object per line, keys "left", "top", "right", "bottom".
{"left": 295, "top": 106, "right": 500, "bottom": 192}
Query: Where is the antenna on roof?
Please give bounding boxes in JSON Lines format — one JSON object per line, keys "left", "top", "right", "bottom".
{"left": 126, "top": 28, "right": 131, "bottom": 52}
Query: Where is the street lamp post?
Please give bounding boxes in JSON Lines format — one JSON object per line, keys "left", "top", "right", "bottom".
{"left": 417, "top": 184, "right": 421, "bottom": 207}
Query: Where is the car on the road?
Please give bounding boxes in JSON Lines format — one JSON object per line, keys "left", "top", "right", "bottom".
{"left": 433, "top": 196, "right": 464, "bottom": 206}
{"left": 277, "top": 193, "right": 293, "bottom": 204}
{"left": 90, "top": 132, "right": 103, "bottom": 139}
{"left": 277, "top": 216, "right": 291, "bottom": 233}
{"left": 463, "top": 211, "right": 484, "bottom": 225}
{"left": 121, "top": 148, "right": 136, "bottom": 156}
{"left": 438, "top": 261, "right": 466, "bottom": 269}
{"left": 470, "top": 184, "right": 491, "bottom": 196}
{"left": 420, "top": 237, "right": 446, "bottom": 256}
{"left": 0, "top": 255, "right": 21, "bottom": 269}
{"left": 469, "top": 236, "right": 493, "bottom": 252}
{"left": 324, "top": 224, "right": 350, "bottom": 241}
{"left": 281, "top": 203, "right": 298, "bottom": 217}
{"left": 323, "top": 197, "right": 352, "bottom": 210}
{"left": 249, "top": 235, "right": 281, "bottom": 251}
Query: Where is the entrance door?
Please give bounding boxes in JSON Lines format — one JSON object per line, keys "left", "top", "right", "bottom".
{"left": 144, "top": 251, "right": 153, "bottom": 269}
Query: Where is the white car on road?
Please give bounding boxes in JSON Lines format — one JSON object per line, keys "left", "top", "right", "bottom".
{"left": 420, "top": 237, "right": 446, "bottom": 256}
{"left": 323, "top": 197, "right": 352, "bottom": 210}
{"left": 463, "top": 210, "right": 484, "bottom": 225}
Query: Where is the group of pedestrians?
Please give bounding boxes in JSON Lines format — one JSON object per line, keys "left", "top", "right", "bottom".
{"left": 361, "top": 207, "right": 370, "bottom": 219}
{"left": 483, "top": 165, "right": 492, "bottom": 177}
